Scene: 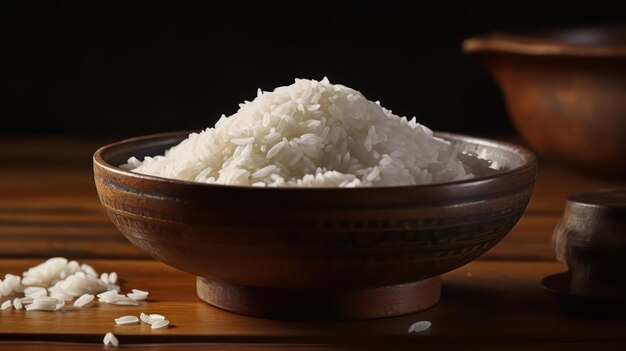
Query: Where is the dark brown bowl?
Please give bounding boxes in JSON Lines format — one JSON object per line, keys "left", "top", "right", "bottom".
{"left": 463, "top": 26, "right": 626, "bottom": 175}
{"left": 93, "top": 131, "right": 537, "bottom": 320}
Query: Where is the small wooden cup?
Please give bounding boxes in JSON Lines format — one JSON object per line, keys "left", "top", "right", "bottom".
{"left": 553, "top": 190, "right": 626, "bottom": 299}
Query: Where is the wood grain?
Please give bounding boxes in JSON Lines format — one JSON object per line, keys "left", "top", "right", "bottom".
{"left": 2, "top": 136, "right": 626, "bottom": 348}
{"left": 3, "top": 342, "right": 626, "bottom": 351}
{"left": 1, "top": 259, "right": 626, "bottom": 345}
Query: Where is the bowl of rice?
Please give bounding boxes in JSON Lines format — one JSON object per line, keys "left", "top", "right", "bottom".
{"left": 94, "top": 78, "right": 537, "bottom": 320}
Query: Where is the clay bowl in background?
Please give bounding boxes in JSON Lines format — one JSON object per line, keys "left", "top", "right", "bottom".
{"left": 93, "top": 131, "right": 536, "bottom": 320}
{"left": 463, "top": 26, "right": 626, "bottom": 176}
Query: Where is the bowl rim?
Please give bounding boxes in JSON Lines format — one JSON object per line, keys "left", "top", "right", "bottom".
{"left": 463, "top": 26, "right": 626, "bottom": 58}
{"left": 93, "top": 130, "right": 537, "bottom": 192}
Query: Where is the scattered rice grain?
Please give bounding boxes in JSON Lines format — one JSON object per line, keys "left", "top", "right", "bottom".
{"left": 151, "top": 319, "right": 170, "bottom": 329}
{"left": 140, "top": 312, "right": 151, "bottom": 323}
{"left": 74, "top": 293, "right": 94, "bottom": 307}
{"left": 25, "top": 303, "right": 57, "bottom": 312}
{"left": 115, "top": 315, "right": 139, "bottom": 325}
{"left": 103, "top": 332, "right": 119, "bottom": 347}
{"left": 127, "top": 292, "right": 148, "bottom": 301}
{"left": 24, "top": 287, "right": 47, "bottom": 298}
{"left": 149, "top": 314, "right": 165, "bottom": 321}
{"left": 13, "top": 298, "right": 22, "bottom": 310}
{"left": 19, "top": 296, "right": 34, "bottom": 304}
{"left": 408, "top": 320, "right": 431, "bottom": 333}
{"left": 111, "top": 297, "right": 140, "bottom": 306}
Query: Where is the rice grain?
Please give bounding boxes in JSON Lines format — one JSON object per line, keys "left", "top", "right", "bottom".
{"left": 13, "top": 298, "right": 22, "bottom": 310}
{"left": 149, "top": 314, "right": 165, "bottom": 321}
{"left": 19, "top": 296, "right": 34, "bottom": 304}
{"left": 408, "top": 320, "right": 431, "bottom": 333}
{"left": 140, "top": 312, "right": 151, "bottom": 324}
{"left": 151, "top": 319, "right": 170, "bottom": 329}
{"left": 127, "top": 292, "right": 148, "bottom": 301}
{"left": 74, "top": 293, "right": 94, "bottom": 307}
{"left": 115, "top": 315, "right": 139, "bottom": 325}
{"left": 103, "top": 332, "right": 119, "bottom": 347}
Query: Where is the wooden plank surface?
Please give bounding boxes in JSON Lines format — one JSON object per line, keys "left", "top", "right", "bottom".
{"left": 1, "top": 137, "right": 626, "bottom": 348}
{"left": 1, "top": 259, "right": 625, "bottom": 345}
{"left": 3, "top": 342, "right": 626, "bottom": 351}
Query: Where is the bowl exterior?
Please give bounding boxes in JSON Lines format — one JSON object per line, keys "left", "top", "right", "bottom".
{"left": 487, "top": 55, "right": 626, "bottom": 174}
{"left": 93, "top": 133, "right": 536, "bottom": 291}
{"left": 554, "top": 191, "right": 626, "bottom": 299}
{"left": 464, "top": 30, "right": 626, "bottom": 175}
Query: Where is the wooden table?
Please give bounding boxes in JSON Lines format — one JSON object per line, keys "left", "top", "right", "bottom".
{"left": 1, "top": 137, "right": 625, "bottom": 350}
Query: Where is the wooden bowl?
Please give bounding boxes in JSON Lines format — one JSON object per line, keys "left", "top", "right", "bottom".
{"left": 463, "top": 26, "right": 626, "bottom": 175}
{"left": 93, "top": 131, "right": 537, "bottom": 320}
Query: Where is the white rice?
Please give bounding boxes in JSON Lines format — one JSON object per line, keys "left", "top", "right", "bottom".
{"left": 3, "top": 258, "right": 168, "bottom": 338}
{"left": 24, "top": 297, "right": 64, "bottom": 311}
{"left": 97, "top": 290, "right": 140, "bottom": 305}
{"left": 21, "top": 257, "right": 82, "bottom": 287}
{"left": 1, "top": 257, "right": 150, "bottom": 314}
{"left": 408, "top": 320, "right": 432, "bottom": 333}
{"left": 1, "top": 274, "right": 24, "bottom": 296}
{"left": 48, "top": 272, "right": 117, "bottom": 300}
{"left": 127, "top": 292, "right": 148, "bottom": 301}
{"left": 13, "top": 298, "right": 22, "bottom": 310}
{"left": 74, "top": 293, "right": 95, "bottom": 307}
{"left": 126, "top": 78, "right": 492, "bottom": 187}
{"left": 25, "top": 303, "right": 56, "bottom": 312}
{"left": 110, "top": 297, "right": 140, "bottom": 306}
{"left": 150, "top": 319, "right": 170, "bottom": 329}
{"left": 148, "top": 313, "right": 165, "bottom": 321}
{"left": 140, "top": 312, "right": 166, "bottom": 325}
{"left": 140, "top": 312, "right": 151, "bottom": 323}
{"left": 97, "top": 289, "right": 120, "bottom": 300}
{"left": 109, "top": 272, "right": 118, "bottom": 284}
{"left": 80, "top": 264, "right": 98, "bottom": 278}
{"left": 19, "top": 296, "right": 34, "bottom": 304}
{"left": 24, "top": 287, "right": 47, "bottom": 298}
{"left": 103, "top": 332, "right": 119, "bottom": 347}
{"left": 115, "top": 315, "right": 139, "bottom": 325}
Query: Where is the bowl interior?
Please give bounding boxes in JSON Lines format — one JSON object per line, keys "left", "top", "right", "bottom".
{"left": 100, "top": 131, "right": 189, "bottom": 167}
{"left": 514, "top": 26, "right": 626, "bottom": 46}
{"left": 98, "top": 130, "right": 534, "bottom": 187}
{"left": 524, "top": 27, "right": 626, "bottom": 46}
{"left": 463, "top": 25, "right": 626, "bottom": 58}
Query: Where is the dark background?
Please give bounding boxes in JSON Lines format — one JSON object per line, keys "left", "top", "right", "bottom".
{"left": 2, "top": 1, "right": 625, "bottom": 137}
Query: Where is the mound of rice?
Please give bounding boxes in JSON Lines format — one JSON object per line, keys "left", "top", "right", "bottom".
{"left": 125, "top": 78, "right": 490, "bottom": 187}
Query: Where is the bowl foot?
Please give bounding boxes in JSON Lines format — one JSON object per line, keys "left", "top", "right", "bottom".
{"left": 196, "top": 276, "right": 440, "bottom": 320}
